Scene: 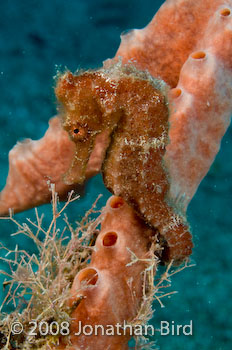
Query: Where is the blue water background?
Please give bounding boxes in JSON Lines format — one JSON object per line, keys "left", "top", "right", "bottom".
{"left": 0, "top": 0, "right": 231, "bottom": 349}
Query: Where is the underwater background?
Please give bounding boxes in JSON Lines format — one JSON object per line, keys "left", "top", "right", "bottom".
{"left": 0, "top": 0, "right": 231, "bottom": 349}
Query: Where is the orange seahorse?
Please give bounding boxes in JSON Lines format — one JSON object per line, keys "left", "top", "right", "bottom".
{"left": 55, "top": 63, "right": 193, "bottom": 263}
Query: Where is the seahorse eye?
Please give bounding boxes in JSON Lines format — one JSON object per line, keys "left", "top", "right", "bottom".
{"left": 71, "top": 125, "right": 88, "bottom": 141}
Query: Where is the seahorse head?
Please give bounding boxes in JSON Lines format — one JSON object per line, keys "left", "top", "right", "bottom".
{"left": 55, "top": 70, "right": 119, "bottom": 185}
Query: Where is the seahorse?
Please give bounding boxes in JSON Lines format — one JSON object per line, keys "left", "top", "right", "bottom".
{"left": 55, "top": 63, "right": 193, "bottom": 263}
